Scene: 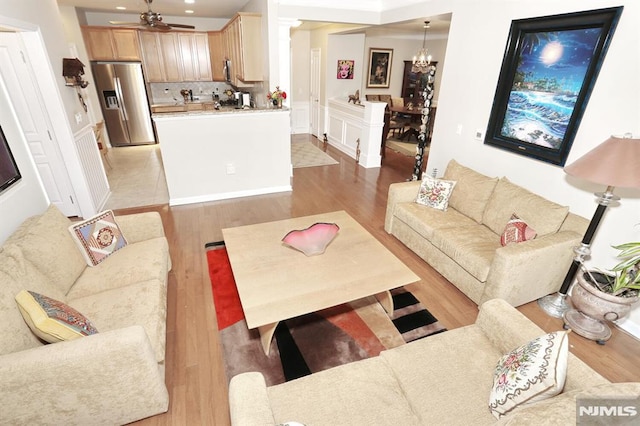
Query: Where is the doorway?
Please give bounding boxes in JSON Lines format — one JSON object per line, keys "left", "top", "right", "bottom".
{"left": 101, "top": 145, "right": 168, "bottom": 210}
{"left": 0, "top": 32, "right": 79, "bottom": 216}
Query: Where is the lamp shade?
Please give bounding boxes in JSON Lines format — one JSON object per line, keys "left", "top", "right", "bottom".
{"left": 564, "top": 136, "right": 640, "bottom": 189}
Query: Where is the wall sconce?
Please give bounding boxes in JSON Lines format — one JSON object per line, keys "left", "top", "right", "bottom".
{"left": 62, "top": 58, "right": 89, "bottom": 88}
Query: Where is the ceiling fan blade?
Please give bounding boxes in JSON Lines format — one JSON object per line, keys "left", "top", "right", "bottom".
{"left": 165, "top": 23, "right": 196, "bottom": 29}
{"left": 109, "top": 21, "right": 142, "bottom": 25}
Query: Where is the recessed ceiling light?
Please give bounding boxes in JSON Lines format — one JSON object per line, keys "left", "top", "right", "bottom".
{"left": 185, "top": 10, "right": 194, "bottom": 14}
{"left": 185, "top": 0, "right": 195, "bottom": 4}
{"left": 116, "top": 6, "right": 126, "bottom": 10}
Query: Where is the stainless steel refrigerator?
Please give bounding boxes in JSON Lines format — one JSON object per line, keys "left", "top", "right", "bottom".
{"left": 92, "top": 62, "right": 155, "bottom": 146}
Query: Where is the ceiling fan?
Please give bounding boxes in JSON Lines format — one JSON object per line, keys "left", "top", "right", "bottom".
{"left": 109, "top": 0, "right": 195, "bottom": 31}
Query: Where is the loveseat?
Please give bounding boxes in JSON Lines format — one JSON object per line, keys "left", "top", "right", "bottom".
{"left": 228, "top": 299, "right": 640, "bottom": 425}
{"left": 0, "top": 205, "right": 171, "bottom": 425}
{"left": 385, "top": 159, "right": 588, "bottom": 307}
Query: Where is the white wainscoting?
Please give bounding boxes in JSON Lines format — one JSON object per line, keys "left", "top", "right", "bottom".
{"left": 290, "top": 100, "right": 310, "bottom": 134}
{"left": 73, "top": 125, "right": 110, "bottom": 212}
{"left": 326, "top": 99, "right": 385, "bottom": 168}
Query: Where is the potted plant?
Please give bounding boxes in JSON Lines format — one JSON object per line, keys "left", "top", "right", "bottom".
{"left": 564, "top": 241, "right": 640, "bottom": 344}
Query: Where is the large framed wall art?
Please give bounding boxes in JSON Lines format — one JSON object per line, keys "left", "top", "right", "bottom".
{"left": 484, "top": 7, "right": 623, "bottom": 166}
{"left": 367, "top": 48, "right": 393, "bottom": 88}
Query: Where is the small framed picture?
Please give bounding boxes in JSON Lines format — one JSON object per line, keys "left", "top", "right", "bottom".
{"left": 367, "top": 48, "right": 393, "bottom": 88}
{"left": 337, "top": 59, "right": 354, "bottom": 79}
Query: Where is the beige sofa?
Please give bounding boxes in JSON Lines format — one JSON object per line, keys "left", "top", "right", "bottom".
{"left": 385, "top": 160, "right": 588, "bottom": 307}
{"left": 0, "top": 205, "right": 171, "bottom": 425}
{"left": 228, "top": 299, "right": 639, "bottom": 425}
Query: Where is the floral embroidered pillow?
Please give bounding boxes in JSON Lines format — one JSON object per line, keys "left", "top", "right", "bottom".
{"left": 489, "top": 331, "right": 569, "bottom": 418}
{"left": 500, "top": 213, "right": 537, "bottom": 246}
{"left": 415, "top": 175, "right": 457, "bottom": 211}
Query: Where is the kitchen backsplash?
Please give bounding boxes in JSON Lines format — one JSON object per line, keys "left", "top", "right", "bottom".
{"left": 148, "top": 82, "right": 268, "bottom": 107}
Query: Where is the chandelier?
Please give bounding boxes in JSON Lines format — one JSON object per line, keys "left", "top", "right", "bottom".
{"left": 412, "top": 21, "right": 432, "bottom": 73}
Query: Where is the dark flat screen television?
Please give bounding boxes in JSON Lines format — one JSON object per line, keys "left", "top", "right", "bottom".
{"left": 0, "top": 125, "right": 21, "bottom": 193}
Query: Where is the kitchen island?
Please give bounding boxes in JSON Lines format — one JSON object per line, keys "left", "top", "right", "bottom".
{"left": 153, "top": 107, "right": 291, "bottom": 206}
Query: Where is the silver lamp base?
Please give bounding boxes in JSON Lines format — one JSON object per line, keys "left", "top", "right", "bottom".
{"left": 537, "top": 293, "right": 572, "bottom": 318}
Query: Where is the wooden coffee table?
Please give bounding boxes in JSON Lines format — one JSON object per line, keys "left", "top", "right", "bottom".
{"left": 222, "top": 210, "right": 419, "bottom": 355}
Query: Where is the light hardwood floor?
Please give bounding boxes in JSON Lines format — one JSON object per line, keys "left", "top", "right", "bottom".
{"left": 123, "top": 134, "right": 640, "bottom": 426}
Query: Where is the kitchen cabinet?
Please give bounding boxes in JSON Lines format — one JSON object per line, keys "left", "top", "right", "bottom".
{"left": 178, "top": 33, "right": 212, "bottom": 81}
{"left": 151, "top": 102, "right": 214, "bottom": 113}
{"left": 159, "top": 33, "right": 182, "bottom": 82}
{"left": 139, "top": 32, "right": 183, "bottom": 82}
{"left": 151, "top": 105, "right": 186, "bottom": 113}
{"left": 82, "top": 27, "right": 141, "bottom": 61}
{"left": 139, "top": 32, "right": 164, "bottom": 82}
{"left": 140, "top": 31, "right": 211, "bottom": 83}
{"left": 222, "top": 13, "right": 263, "bottom": 85}
{"left": 207, "top": 31, "right": 226, "bottom": 81}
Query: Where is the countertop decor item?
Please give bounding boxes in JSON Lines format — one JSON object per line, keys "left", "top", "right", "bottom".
{"left": 282, "top": 222, "right": 339, "bottom": 256}
{"left": 267, "top": 86, "right": 287, "bottom": 108}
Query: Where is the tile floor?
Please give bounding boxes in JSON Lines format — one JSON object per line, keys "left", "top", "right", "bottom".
{"left": 103, "top": 144, "right": 169, "bottom": 210}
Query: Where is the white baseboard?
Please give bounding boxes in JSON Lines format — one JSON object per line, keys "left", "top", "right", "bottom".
{"left": 169, "top": 185, "right": 292, "bottom": 206}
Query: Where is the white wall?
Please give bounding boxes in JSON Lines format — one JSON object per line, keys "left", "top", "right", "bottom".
{"left": 327, "top": 34, "right": 366, "bottom": 100}
{"left": 290, "top": 29, "right": 311, "bottom": 133}
{"left": 58, "top": 6, "right": 103, "bottom": 129}
{"left": 154, "top": 111, "right": 291, "bottom": 205}
{"left": 291, "top": 30, "right": 311, "bottom": 103}
{"left": 0, "top": 75, "right": 49, "bottom": 243}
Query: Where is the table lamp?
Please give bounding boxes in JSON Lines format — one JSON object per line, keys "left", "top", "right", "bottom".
{"left": 538, "top": 134, "right": 640, "bottom": 318}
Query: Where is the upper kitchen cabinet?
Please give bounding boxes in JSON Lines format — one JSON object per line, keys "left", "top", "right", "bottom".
{"left": 139, "top": 32, "right": 183, "bottom": 82}
{"left": 140, "top": 31, "right": 211, "bottom": 82}
{"left": 223, "top": 13, "right": 263, "bottom": 85}
{"left": 178, "top": 33, "right": 212, "bottom": 81}
{"left": 139, "top": 32, "right": 164, "bottom": 82}
{"left": 82, "top": 27, "right": 141, "bottom": 61}
{"left": 207, "top": 31, "right": 226, "bottom": 81}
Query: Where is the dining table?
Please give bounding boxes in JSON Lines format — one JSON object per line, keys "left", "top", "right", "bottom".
{"left": 388, "top": 106, "right": 423, "bottom": 141}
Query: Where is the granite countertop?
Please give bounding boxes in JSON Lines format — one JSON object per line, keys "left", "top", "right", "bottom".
{"left": 152, "top": 106, "right": 289, "bottom": 119}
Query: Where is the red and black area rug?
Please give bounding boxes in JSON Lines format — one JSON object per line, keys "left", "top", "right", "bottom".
{"left": 205, "top": 242, "right": 446, "bottom": 386}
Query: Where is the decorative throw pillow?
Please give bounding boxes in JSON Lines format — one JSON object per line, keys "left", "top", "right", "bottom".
{"left": 68, "top": 210, "right": 127, "bottom": 266}
{"left": 500, "top": 213, "right": 537, "bottom": 246}
{"left": 489, "top": 331, "right": 569, "bottom": 418}
{"left": 415, "top": 175, "right": 457, "bottom": 211}
{"left": 15, "top": 290, "right": 98, "bottom": 343}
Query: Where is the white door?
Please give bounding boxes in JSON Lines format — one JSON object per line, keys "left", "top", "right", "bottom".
{"left": 0, "top": 33, "right": 78, "bottom": 216}
{"left": 310, "top": 48, "right": 321, "bottom": 138}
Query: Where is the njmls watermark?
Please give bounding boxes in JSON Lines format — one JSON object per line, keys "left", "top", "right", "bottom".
{"left": 577, "top": 397, "right": 640, "bottom": 425}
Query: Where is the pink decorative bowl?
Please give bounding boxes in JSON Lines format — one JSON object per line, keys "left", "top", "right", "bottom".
{"left": 282, "top": 222, "right": 340, "bottom": 256}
